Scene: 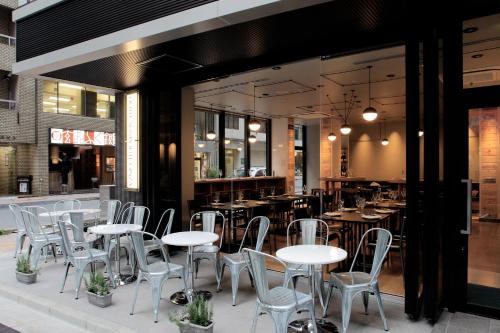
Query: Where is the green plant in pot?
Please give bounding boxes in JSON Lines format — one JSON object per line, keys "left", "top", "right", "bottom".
{"left": 170, "top": 296, "right": 214, "bottom": 333}
{"left": 15, "top": 255, "right": 37, "bottom": 284}
{"left": 85, "top": 271, "right": 112, "bottom": 307}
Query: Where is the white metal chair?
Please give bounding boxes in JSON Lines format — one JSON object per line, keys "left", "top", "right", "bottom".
{"left": 191, "top": 211, "right": 225, "bottom": 286}
{"left": 243, "top": 248, "right": 317, "bottom": 333}
{"left": 9, "top": 204, "right": 27, "bottom": 258}
{"left": 100, "top": 199, "right": 122, "bottom": 225}
{"left": 54, "top": 199, "right": 81, "bottom": 212}
{"left": 20, "top": 210, "right": 62, "bottom": 270}
{"left": 129, "top": 230, "right": 187, "bottom": 323}
{"left": 217, "top": 216, "right": 270, "bottom": 306}
{"left": 144, "top": 208, "right": 175, "bottom": 258}
{"left": 322, "top": 228, "right": 392, "bottom": 333}
{"left": 57, "top": 220, "right": 116, "bottom": 299}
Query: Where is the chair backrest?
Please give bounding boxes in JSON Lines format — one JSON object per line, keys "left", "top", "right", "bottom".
{"left": 238, "top": 216, "right": 270, "bottom": 253}
{"left": 19, "top": 209, "right": 44, "bottom": 239}
{"left": 154, "top": 208, "right": 175, "bottom": 237}
{"left": 67, "top": 212, "right": 86, "bottom": 242}
{"left": 129, "top": 230, "right": 170, "bottom": 274}
{"left": 57, "top": 220, "right": 76, "bottom": 262}
{"left": 351, "top": 228, "right": 392, "bottom": 283}
{"left": 119, "top": 202, "right": 135, "bottom": 223}
{"left": 121, "top": 206, "right": 150, "bottom": 230}
{"left": 54, "top": 199, "right": 81, "bottom": 212}
{"left": 100, "top": 199, "right": 122, "bottom": 225}
{"left": 9, "top": 204, "right": 25, "bottom": 231}
{"left": 286, "top": 218, "right": 329, "bottom": 246}
{"left": 190, "top": 211, "right": 225, "bottom": 247}
{"left": 243, "top": 248, "right": 286, "bottom": 306}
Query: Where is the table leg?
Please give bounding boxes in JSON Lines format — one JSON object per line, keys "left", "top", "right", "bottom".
{"left": 114, "top": 233, "right": 136, "bottom": 285}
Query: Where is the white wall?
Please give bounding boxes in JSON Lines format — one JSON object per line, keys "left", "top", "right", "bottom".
{"left": 348, "top": 121, "right": 406, "bottom": 180}
{"left": 271, "top": 118, "right": 289, "bottom": 177}
{"left": 306, "top": 123, "right": 320, "bottom": 189}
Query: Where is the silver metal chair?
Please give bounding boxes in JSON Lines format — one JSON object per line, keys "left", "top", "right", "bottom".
{"left": 283, "top": 219, "right": 329, "bottom": 290}
{"left": 57, "top": 220, "right": 116, "bottom": 299}
{"left": 191, "top": 211, "right": 225, "bottom": 286}
{"left": 118, "top": 201, "right": 135, "bottom": 224}
{"left": 129, "top": 230, "right": 187, "bottom": 323}
{"left": 53, "top": 199, "right": 81, "bottom": 212}
{"left": 243, "top": 248, "right": 318, "bottom": 333}
{"left": 322, "top": 228, "right": 392, "bottom": 333}
{"left": 64, "top": 212, "right": 99, "bottom": 246}
{"left": 100, "top": 199, "right": 122, "bottom": 225}
{"left": 144, "top": 208, "right": 175, "bottom": 258}
{"left": 20, "top": 210, "right": 62, "bottom": 270}
{"left": 217, "top": 216, "right": 270, "bottom": 306}
{"left": 9, "top": 204, "right": 27, "bottom": 258}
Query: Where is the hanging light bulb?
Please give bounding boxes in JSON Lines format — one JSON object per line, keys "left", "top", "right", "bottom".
{"left": 380, "top": 118, "right": 388, "bottom": 145}
{"left": 197, "top": 143, "right": 205, "bottom": 148}
{"left": 248, "top": 134, "right": 257, "bottom": 143}
{"left": 248, "top": 83, "right": 261, "bottom": 131}
{"left": 362, "top": 65, "right": 378, "bottom": 122}
{"left": 224, "top": 139, "right": 231, "bottom": 145}
{"left": 340, "top": 123, "right": 352, "bottom": 135}
{"left": 381, "top": 138, "right": 389, "bottom": 146}
{"left": 418, "top": 130, "right": 424, "bottom": 137}
{"left": 206, "top": 130, "right": 216, "bottom": 140}
{"left": 327, "top": 132, "right": 337, "bottom": 142}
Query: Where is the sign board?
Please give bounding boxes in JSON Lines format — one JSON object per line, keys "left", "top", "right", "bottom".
{"left": 50, "top": 128, "right": 115, "bottom": 146}
{"left": 125, "top": 91, "right": 140, "bottom": 190}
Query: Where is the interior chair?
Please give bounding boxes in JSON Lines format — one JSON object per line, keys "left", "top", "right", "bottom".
{"left": 368, "top": 216, "right": 406, "bottom": 274}
{"left": 243, "top": 248, "right": 318, "bottom": 333}
{"left": 129, "top": 230, "right": 186, "bottom": 323}
{"left": 57, "top": 220, "right": 116, "bottom": 299}
{"left": 144, "top": 208, "right": 175, "bottom": 258}
{"left": 283, "top": 218, "right": 329, "bottom": 311}
{"left": 217, "top": 216, "right": 270, "bottom": 306}
{"left": 322, "top": 228, "right": 392, "bottom": 333}
{"left": 191, "top": 211, "right": 225, "bottom": 286}
{"left": 268, "top": 201, "right": 292, "bottom": 252}
{"left": 20, "top": 210, "right": 62, "bottom": 270}
{"left": 9, "top": 204, "right": 27, "bottom": 258}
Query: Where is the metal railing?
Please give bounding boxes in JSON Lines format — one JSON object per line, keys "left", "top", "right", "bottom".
{"left": 0, "top": 33, "right": 16, "bottom": 46}
{"left": 0, "top": 99, "right": 16, "bottom": 110}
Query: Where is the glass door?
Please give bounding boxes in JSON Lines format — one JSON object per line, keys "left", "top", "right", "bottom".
{"left": 466, "top": 106, "right": 500, "bottom": 312}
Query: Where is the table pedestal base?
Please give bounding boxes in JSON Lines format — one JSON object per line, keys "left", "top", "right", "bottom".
{"left": 288, "top": 319, "right": 339, "bottom": 333}
{"left": 169, "top": 290, "right": 213, "bottom": 305}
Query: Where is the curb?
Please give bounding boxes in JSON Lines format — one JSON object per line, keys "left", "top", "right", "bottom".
{"left": 0, "top": 284, "right": 135, "bottom": 333}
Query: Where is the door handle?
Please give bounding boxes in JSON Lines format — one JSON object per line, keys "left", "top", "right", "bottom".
{"left": 461, "top": 179, "right": 472, "bottom": 235}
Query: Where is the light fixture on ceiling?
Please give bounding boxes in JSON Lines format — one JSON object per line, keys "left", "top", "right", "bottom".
{"left": 418, "top": 129, "right": 424, "bottom": 137}
{"left": 224, "top": 139, "right": 231, "bottom": 145}
{"left": 381, "top": 138, "right": 389, "bottom": 146}
{"left": 380, "top": 119, "right": 389, "bottom": 146}
{"left": 59, "top": 82, "right": 83, "bottom": 90}
{"left": 363, "top": 65, "right": 378, "bottom": 122}
{"left": 248, "top": 134, "right": 257, "bottom": 143}
{"left": 237, "top": 147, "right": 242, "bottom": 151}
{"left": 206, "top": 104, "right": 217, "bottom": 140}
{"left": 248, "top": 83, "right": 261, "bottom": 131}
{"left": 327, "top": 92, "right": 355, "bottom": 136}
{"left": 471, "top": 54, "right": 483, "bottom": 59}
{"left": 328, "top": 132, "right": 337, "bottom": 142}
{"left": 340, "top": 123, "right": 352, "bottom": 135}
{"left": 197, "top": 143, "right": 205, "bottom": 148}
{"left": 325, "top": 90, "right": 337, "bottom": 142}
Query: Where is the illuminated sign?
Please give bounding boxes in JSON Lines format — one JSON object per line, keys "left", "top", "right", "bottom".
{"left": 50, "top": 128, "right": 115, "bottom": 146}
{"left": 125, "top": 91, "right": 140, "bottom": 191}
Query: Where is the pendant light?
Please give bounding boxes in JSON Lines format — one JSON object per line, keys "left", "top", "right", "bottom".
{"left": 340, "top": 93, "right": 352, "bottom": 135}
{"left": 324, "top": 90, "right": 336, "bottom": 142}
{"left": 248, "top": 133, "right": 257, "bottom": 143}
{"left": 362, "top": 65, "right": 378, "bottom": 122}
{"left": 206, "top": 104, "right": 217, "bottom": 140}
{"left": 248, "top": 83, "right": 261, "bottom": 131}
{"left": 380, "top": 119, "right": 389, "bottom": 146}
{"left": 328, "top": 132, "right": 337, "bottom": 142}
{"left": 418, "top": 130, "right": 424, "bottom": 137}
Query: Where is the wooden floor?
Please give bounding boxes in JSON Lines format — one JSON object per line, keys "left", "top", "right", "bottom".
{"left": 468, "top": 218, "right": 500, "bottom": 289}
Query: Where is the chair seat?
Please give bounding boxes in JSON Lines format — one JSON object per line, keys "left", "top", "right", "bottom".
{"left": 32, "top": 233, "right": 62, "bottom": 243}
{"left": 223, "top": 252, "right": 245, "bottom": 265}
{"left": 73, "top": 248, "right": 109, "bottom": 260}
{"left": 331, "top": 271, "right": 372, "bottom": 288}
{"left": 193, "top": 245, "right": 219, "bottom": 253}
{"left": 261, "top": 286, "right": 312, "bottom": 309}
{"left": 146, "top": 261, "right": 183, "bottom": 276}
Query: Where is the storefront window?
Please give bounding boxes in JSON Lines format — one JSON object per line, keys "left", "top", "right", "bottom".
{"left": 57, "top": 82, "right": 83, "bottom": 115}
{"left": 194, "top": 110, "right": 220, "bottom": 180}
{"left": 42, "top": 81, "right": 58, "bottom": 113}
{"left": 225, "top": 114, "right": 246, "bottom": 178}
{"left": 96, "top": 93, "right": 111, "bottom": 119}
{"left": 249, "top": 120, "right": 267, "bottom": 177}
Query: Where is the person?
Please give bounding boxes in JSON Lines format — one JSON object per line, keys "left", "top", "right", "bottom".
{"left": 59, "top": 152, "right": 72, "bottom": 187}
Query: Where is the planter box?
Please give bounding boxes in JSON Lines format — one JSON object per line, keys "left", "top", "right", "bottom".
{"left": 87, "top": 291, "right": 112, "bottom": 308}
{"left": 16, "top": 271, "right": 37, "bottom": 284}
{"left": 179, "top": 321, "right": 214, "bottom": 333}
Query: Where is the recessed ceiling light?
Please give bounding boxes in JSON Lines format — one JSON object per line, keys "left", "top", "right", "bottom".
{"left": 386, "top": 74, "right": 395, "bottom": 78}
{"left": 471, "top": 54, "right": 483, "bottom": 59}
{"left": 463, "top": 27, "right": 478, "bottom": 34}
{"left": 272, "top": 66, "right": 281, "bottom": 70}
{"left": 317, "top": 84, "right": 324, "bottom": 88}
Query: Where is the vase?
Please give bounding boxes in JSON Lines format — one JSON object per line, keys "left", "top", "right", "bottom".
{"left": 87, "top": 291, "right": 112, "bottom": 307}
{"left": 16, "top": 271, "right": 37, "bottom": 284}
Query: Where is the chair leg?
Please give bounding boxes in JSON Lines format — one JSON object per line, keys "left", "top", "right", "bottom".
{"left": 214, "top": 257, "right": 221, "bottom": 286}
{"left": 373, "top": 284, "right": 389, "bottom": 331}
{"left": 130, "top": 273, "right": 142, "bottom": 316}
{"left": 341, "top": 290, "right": 353, "bottom": 333}
{"left": 152, "top": 283, "right": 161, "bottom": 323}
{"left": 51, "top": 244, "right": 58, "bottom": 262}
{"left": 251, "top": 303, "right": 260, "bottom": 333}
{"left": 270, "top": 311, "right": 291, "bottom": 333}
{"left": 74, "top": 267, "right": 85, "bottom": 299}
{"left": 248, "top": 269, "right": 254, "bottom": 288}
{"left": 362, "top": 291, "right": 370, "bottom": 315}
{"left": 217, "top": 263, "right": 225, "bottom": 292}
{"left": 60, "top": 263, "right": 71, "bottom": 293}
{"left": 283, "top": 268, "right": 291, "bottom": 288}
{"left": 103, "top": 257, "right": 117, "bottom": 289}
{"left": 31, "top": 245, "right": 42, "bottom": 271}
{"left": 230, "top": 267, "right": 242, "bottom": 306}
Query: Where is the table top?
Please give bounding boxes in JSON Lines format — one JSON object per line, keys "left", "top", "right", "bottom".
{"left": 40, "top": 208, "right": 101, "bottom": 217}
{"left": 88, "top": 223, "right": 141, "bottom": 235}
{"left": 366, "top": 200, "right": 406, "bottom": 209}
{"left": 204, "top": 199, "right": 273, "bottom": 210}
{"left": 321, "top": 210, "right": 392, "bottom": 223}
{"left": 162, "top": 231, "right": 219, "bottom": 247}
{"left": 276, "top": 244, "right": 347, "bottom": 265}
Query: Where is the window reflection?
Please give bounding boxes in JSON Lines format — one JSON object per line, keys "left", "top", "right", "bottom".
{"left": 225, "top": 114, "right": 246, "bottom": 178}
{"left": 250, "top": 120, "right": 267, "bottom": 176}
{"left": 194, "top": 110, "right": 220, "bottom": 180}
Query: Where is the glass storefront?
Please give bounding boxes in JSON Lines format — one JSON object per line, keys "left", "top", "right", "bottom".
{"left": 225, "top": 114, "right": 246, "bottom": 178}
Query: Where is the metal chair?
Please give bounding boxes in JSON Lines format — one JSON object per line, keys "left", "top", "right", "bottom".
{"left": 64, "top": 212, "right": 99, "bottom": 247}
{"left": 118, "top": 201, "right": 135, "bottom": 224}
{"left": 217, "top": 216, "right": 270, "bottom": 306}
{"left": 53, "top": 199, "right": 81, "bottom": 212}
{"left": 243, "top": 248, "right": 318, "bottom": 333}
{"left": 57, "top": 220, "right": 116, "bottom": 299}
{"left": 283, "top": 219, "right": 329, "bottom": 288}
{"left": 9, "top": 204, "right": 27, "bottom": 258}
{"left": 190, "top": 211, "right": 225, "bottom": 286}
{"left": 322, "top": 228, "right": 392, "bottom": 333}
{"left": 100, "top": 199, "right": 122, "bottom": 225}
{"left": 129, "top": 230, "right": 187, "bottom": 323}
{"left": 144, "top": 208, "right": 175, "bottom": 258}
{"left": 20, "top": 210, "right": 62, "bottom": 270}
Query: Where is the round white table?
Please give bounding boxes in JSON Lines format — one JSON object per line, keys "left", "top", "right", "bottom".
{"left": 162, "top": 231, "right": 219, "bottom": 305}
{"left": 276, "top": 244, "right": 347, "bottom": 333}
{"left": 89, "top": 224, "right": 142, "bottom": 285}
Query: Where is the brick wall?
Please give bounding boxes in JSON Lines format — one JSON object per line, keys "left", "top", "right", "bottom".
{"left": 0, "top": 43, "right": 14, "bottom": 71}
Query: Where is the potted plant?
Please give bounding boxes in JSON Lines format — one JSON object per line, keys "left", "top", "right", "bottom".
{"left": 16, "top": 255, "right": 37, "bottom": 284}
{"left": 85, "top": 271, "right": 112, "bottom": 307}
{"left": 170, "top": 296, "right": 214, "bottom": 333}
